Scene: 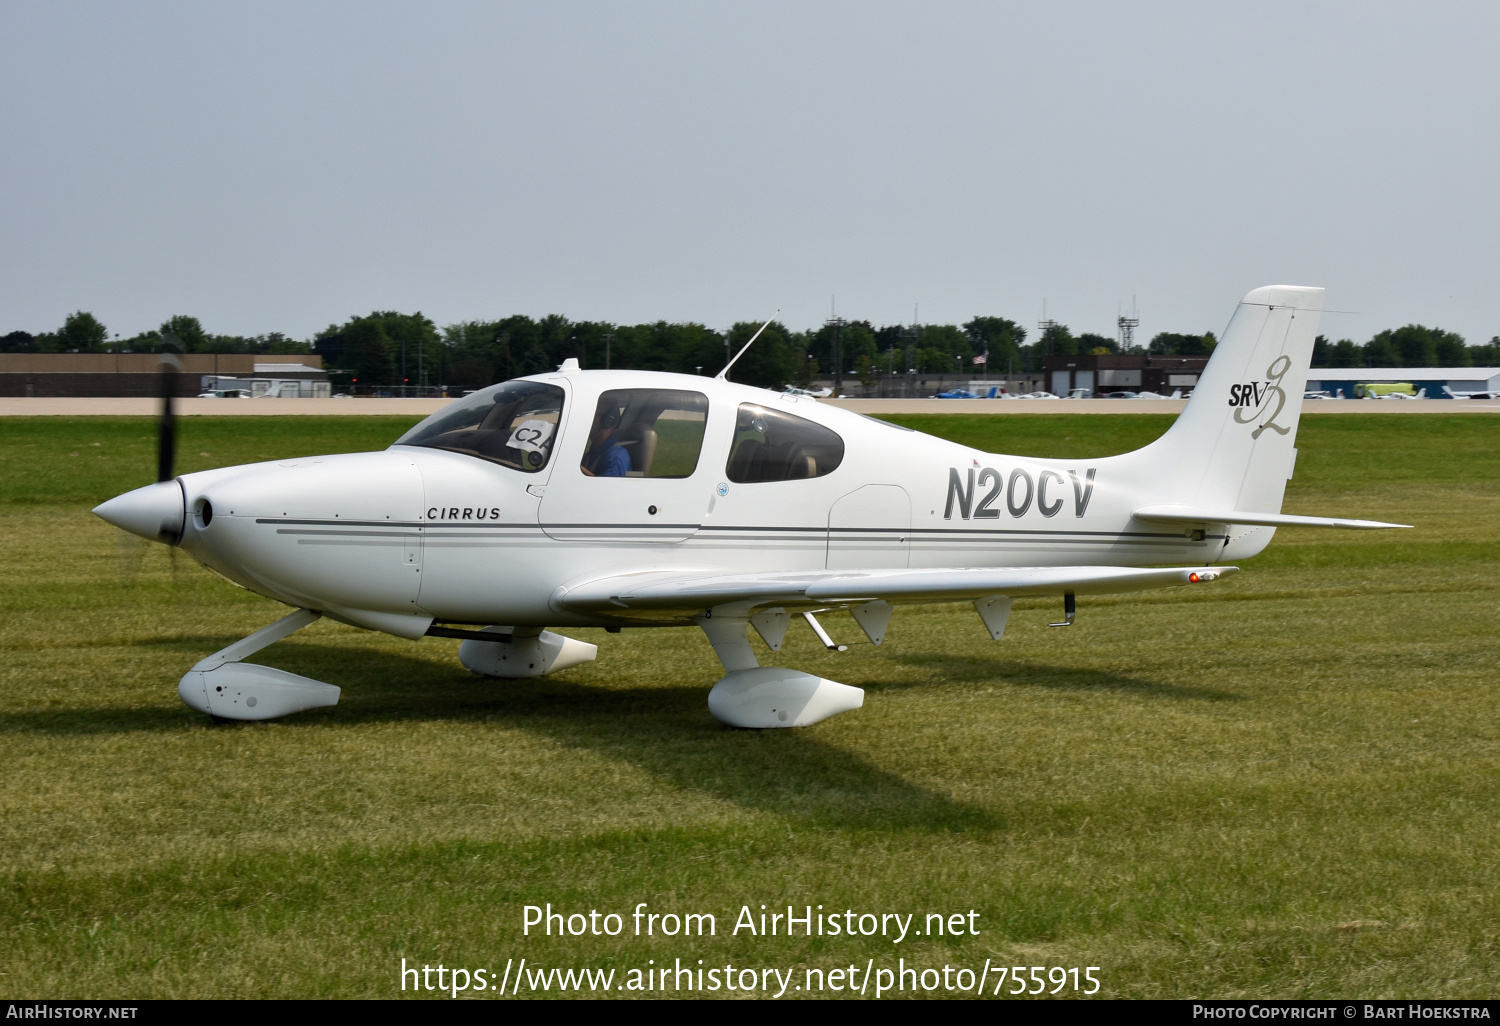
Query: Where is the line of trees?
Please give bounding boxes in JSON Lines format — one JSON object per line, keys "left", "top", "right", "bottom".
{"left": 1310, "top": 326, "right": 1496, "bottom": 368}
{"left": 5, "top": 310, "right": 1498, "bottom": 390}
{"left": 313, "top": 313, "right": 1040, "bottom": 391}
{"left": 0, "top": 313, "right": 309, "bottom": 358}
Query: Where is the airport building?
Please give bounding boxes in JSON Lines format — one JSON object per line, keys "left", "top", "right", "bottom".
{"left": 1043, "top": 353, "right": 1210, "bottom": 396}
{"left": 1042, "top": 355, "right": 1500, "bottom": 399}
{"left": 0, "top": 353, "right": 328, "bottom": 398}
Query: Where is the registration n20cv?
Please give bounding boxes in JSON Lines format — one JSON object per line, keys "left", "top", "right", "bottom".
{"left": 944, "top": 466, "right": 1097, "bottom": 520}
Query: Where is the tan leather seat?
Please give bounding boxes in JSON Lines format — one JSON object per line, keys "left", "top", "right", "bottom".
{"left": 618, "top": 424, "right": 659, "bottom": 475}
{"left": 635, "top": 426, "right": 658, "bottom": 475}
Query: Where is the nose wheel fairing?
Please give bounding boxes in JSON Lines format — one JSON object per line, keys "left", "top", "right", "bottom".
{"left": 181, "top": 663, "right": 340, "bottom": 721}
{"left": 177, "top": 609, "right": 340, "bottom": 722}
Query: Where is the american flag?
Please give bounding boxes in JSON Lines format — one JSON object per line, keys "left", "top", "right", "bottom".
{"left": 972, "top": 353, "right": 987, "bottom": 365}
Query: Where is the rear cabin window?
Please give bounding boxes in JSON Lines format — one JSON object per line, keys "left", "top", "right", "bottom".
{"left": 581, "top": 389, "right": 709, "bottom": 478}
{"left": 726, "top": 403, "right": 845, "bottom": 483}
{"left": 392, "top": 380, "right": 564, "bottom": 472}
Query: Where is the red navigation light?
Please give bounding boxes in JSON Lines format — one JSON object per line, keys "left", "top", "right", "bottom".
{"left": 1189, "top": 572, "right": 1200, "bottom": 582}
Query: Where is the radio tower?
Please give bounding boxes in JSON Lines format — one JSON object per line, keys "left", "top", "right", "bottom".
{"left": 1037, "top": 300, "right": 1057, "bottom": 356}
{"left": 825, "top": 296, "right": 847, "bottom": 392}
{"left": 1117, "top": 297, "right": 1139, "bottom": 351}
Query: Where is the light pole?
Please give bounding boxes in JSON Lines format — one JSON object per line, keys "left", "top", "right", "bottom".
{"left": 823, "top": 316, "right": 847, "bottom": 393}
{"left": 901, "top": 323, "right": 918, "bottom": 397}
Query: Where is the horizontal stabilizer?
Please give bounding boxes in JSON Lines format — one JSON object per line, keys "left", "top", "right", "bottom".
{"left": 559, "top": 564, "right": 1238, "bottom": 615}
{"left": 1133, "top": 505, "right": 1411, "bottom": 530}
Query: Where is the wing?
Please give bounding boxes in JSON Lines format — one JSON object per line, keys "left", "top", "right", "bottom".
{"left": 557, "top": 563, "right": 1237, "bottom": 617}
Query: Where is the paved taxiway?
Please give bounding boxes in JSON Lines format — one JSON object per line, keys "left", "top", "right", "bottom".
{"left": 2, "top": 397, "right": 1498, "bottom": 416}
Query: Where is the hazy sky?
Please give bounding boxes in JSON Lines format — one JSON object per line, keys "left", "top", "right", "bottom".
{"left": 3, "top": 1, "right": 1497, "bottom": 347}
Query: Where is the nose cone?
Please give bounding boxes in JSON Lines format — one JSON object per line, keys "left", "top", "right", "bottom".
{"left": 93, "top": 480, "right": 186, "bottom": 544}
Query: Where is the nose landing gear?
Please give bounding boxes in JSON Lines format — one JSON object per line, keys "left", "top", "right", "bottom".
{"left": 179, "top": 608, "right": 340, "bottom": 721}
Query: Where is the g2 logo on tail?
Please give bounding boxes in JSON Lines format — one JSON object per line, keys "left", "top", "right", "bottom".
{"left": 1229, "top": 354, "right": 1292, "bottom": 438}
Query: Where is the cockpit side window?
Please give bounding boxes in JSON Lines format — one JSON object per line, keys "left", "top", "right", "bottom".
{"left": 726, "top": 403, "right": 845, "bottom": 483}
{"left": 392, "top": 380, "right": 565, "bottom": 472}
{"left": 582, "top": 388, "right": 709, "bottom": 478}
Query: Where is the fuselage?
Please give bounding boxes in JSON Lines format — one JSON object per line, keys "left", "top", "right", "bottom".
{"left": 173, "top": 368, "right": 1239, "bottom": 633}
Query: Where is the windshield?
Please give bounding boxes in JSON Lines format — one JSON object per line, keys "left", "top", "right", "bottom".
{"left": 392, "top": 380, "right": 565, "bottom": 472}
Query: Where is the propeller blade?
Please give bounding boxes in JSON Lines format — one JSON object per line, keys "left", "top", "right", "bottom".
{"left": 115, "top": 526, "right": 148, "bottom": 585}
{"left": 158, "top": 340, "right": 181, "bottom": 482}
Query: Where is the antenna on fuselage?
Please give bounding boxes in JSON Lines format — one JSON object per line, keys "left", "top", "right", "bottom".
{"left": 715, "top": 310, "right": 780, "bottom": 381}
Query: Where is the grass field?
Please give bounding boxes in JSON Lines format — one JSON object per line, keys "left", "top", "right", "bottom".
{"left": 1, "top": 413, "right": 1497, "bottom": 999}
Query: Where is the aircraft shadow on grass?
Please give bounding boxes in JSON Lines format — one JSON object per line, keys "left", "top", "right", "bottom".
{"left": 10, "top": 641, "right": 996, "bottom": 833}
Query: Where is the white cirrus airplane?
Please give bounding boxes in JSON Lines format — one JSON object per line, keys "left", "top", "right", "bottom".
{"left": 96, "top": 285, "right": 1408, "bottom": 727}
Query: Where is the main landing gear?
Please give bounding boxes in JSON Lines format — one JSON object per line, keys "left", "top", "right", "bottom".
{"left": 694, "top": 608, "right": 864, "bottom": 729}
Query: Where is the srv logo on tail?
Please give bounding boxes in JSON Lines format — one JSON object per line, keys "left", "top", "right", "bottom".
{"left": 1229, "top": 354, "right": 1292, "bottom": 438}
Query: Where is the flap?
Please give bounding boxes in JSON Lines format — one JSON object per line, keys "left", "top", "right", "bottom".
{"left": 1133, "top": 504, "right": 1410, "bottom": 530}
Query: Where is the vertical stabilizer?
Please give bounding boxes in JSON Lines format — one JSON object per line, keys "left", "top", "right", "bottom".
{"left": 1133, "top": 285, "right": 1323, "bottom": 519}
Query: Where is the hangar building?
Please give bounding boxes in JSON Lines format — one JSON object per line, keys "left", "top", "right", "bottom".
{"left": 1305, "top": 367, "right": 1500, "bottom": 398}
{"left": 0, "top": 353, "right": 328, "bottom": 397}
{"left": 1043, "top": 353, "right": 1210, "bottom": 396}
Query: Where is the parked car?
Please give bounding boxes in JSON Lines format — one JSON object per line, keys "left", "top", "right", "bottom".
{"left": 933, "top": 388, "right": 997, "bottom": 399}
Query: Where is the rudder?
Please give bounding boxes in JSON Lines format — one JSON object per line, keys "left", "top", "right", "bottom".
{"left": 1137, "top": 285, "right": 1324, "bottom": 517}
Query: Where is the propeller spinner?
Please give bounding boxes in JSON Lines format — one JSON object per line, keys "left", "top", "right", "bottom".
{"left": 93, "top": 339, "right": 187, "bottom": 544}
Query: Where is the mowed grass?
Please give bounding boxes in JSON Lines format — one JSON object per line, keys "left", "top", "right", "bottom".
{"left": 1, "top": 413, "right": 1497, "bottom": 999}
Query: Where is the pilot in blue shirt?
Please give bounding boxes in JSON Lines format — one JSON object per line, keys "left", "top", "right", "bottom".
{"left": 582, "top": 405, "right": 632, "bottom": 477}
{"left": 592, "top": 440, "right": 631, "bottom": 477}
